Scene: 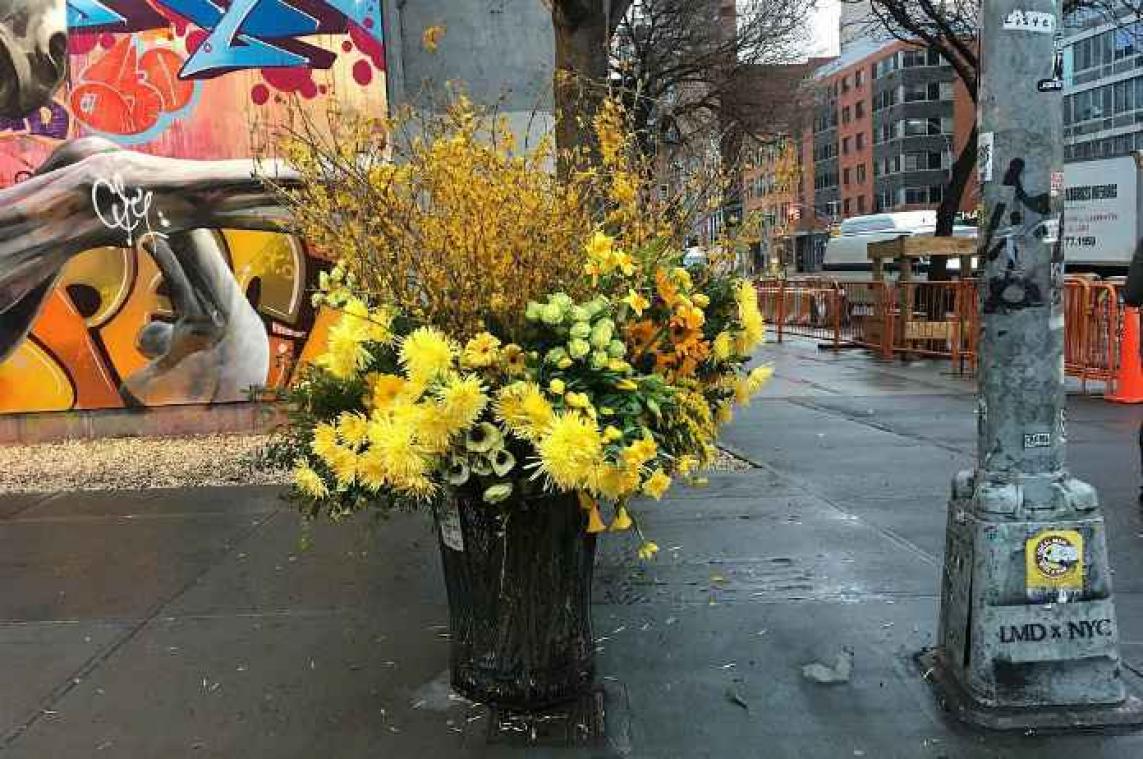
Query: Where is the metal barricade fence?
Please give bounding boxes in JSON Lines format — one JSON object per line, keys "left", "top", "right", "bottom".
{"left": 756, "top": 276, "right": 1125, "bottom": 390}
{"left": 1063, "top": 279, "right": 1120, "bottom": 392}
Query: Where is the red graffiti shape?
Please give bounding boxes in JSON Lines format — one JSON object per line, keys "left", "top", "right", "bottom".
{"left": 70, "top": 38, "right": 192, "bottom": 136}
{"left": 349, "top": 22, "right": 384, "bottom": 70}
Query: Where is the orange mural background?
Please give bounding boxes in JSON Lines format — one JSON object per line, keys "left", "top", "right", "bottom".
{"left": 0, "top": 2, "right": 385, "bottom": 413}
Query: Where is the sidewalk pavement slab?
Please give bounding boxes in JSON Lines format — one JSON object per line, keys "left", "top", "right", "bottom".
{"left": 4, "top": 337, "right": 1143, "bottom": 757}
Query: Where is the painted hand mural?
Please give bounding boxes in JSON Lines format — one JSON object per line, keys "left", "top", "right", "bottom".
{"left": 0, "top": 0, "right": 386, "bottom": 413}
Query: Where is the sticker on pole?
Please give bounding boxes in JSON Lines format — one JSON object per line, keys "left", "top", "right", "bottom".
{"left": 1026, "top": 529, "right": 1083, "bottom": 602}
{"left": 1050, "top": 171, "right": 1065, "bottom": 198}
{"left": 978, "top": 132, "right": 994, "bottom": 183}
{"left": 1003, "top": 9, "right": 1055, "bottom": 34}
{"left": 439, "top": 500, "right": 465, "bottom": 552}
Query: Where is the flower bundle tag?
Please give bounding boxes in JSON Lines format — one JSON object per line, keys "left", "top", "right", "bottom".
{"left": 439, "top": 501, "right": 465, "bottom": 552}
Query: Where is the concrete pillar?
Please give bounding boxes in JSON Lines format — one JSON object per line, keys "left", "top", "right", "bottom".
{"left": 385, "top": 0, "right": 555, "bottom": 140}
{"left": 925, "top": 0, "right": 1143, "bottom": 729}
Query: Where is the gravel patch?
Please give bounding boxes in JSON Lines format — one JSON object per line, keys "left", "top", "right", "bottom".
{"left": 710, "top": 448, "right": 756, "bottom": 472}
{"left": 0, "top": 436, "right": 754, "bottom": 494}
{"left": 0, "top": 435, "right": 290, "bottom": 494}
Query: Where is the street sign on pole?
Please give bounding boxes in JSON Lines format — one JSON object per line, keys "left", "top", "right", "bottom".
{"left": 923, "top": 0, "right": 1143, "bottom": 729}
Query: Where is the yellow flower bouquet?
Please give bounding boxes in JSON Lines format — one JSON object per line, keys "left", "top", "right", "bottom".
{"left": 260, "top": 96, "right": 770, "bottom": 708}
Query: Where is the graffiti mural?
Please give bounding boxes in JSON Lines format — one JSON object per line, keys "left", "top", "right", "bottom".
{"left": 0, "top": 0, "right": 385, "bottom": 414}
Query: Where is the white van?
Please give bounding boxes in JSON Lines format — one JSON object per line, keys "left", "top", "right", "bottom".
{"left": 822, "top": 211, "right": 977, "bottom": 276}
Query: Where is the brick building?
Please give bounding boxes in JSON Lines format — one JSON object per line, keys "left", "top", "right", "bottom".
{"left": 805, "top": 38, "right": 978, "bottom": 226}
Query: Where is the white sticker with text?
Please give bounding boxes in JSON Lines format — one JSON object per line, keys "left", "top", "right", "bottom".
{"left": 1003, "top": 10, "right": 1055, "bottom": 34}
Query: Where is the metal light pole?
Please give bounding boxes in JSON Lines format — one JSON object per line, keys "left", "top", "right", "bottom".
{"left": 924, "top": 0, "right": 1143, "bottom": 728}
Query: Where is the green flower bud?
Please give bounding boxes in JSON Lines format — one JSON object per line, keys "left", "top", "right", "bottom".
{"left": 590, "top": 322, "right": 614, "bottom": 349}
{"left": 591, "top": 350, "right": 610, "bottom": 369}
{"left": 570, "top": 321, "right": 591, "bottom": 340}
{"left": 549, "top": 292, "right": 573, "bottom": 309}
{"left": 608, "top": 339, "right": 627, "bottom": 358}
{"left": 542, "top": 302, "right": 564, "bottom": 325}
{"left": 568, "top": 338, "right": 591, "bottom": 359}
{"left": 546, "top": 347, "right": 569, "bottom": 364}
{"left": 525, "top": 301, "right": 544, "bottom": 321}
{"left": 570, "top": 306, "right": 590, "bottom": 322}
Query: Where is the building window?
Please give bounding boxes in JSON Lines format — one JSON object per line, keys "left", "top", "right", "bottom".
{"left": 842, "top": 75, "right": 851, "bottom": 93}
{"left": 855, "top": 132, "right": 865, "bottom": 150}
{"left": 842, "top": 106, "right": 851, "bottom": 124}
{"left": 901, "top": 185, "right": 944, "bottom": 205}
{"left": 842, "top": 136, "right": 851, "bottom": 154}
{"left": 843, "top": 198, "right": 851, "bottom": 215}
{"left": 856, "top": 164, "right": 867, "bottom": 183}
{"left": 903, "top": 151, "right": 943, "bottom": 171}
{"left": 843, "top": 167, "right": 851, "bottom": 185}
{"left": 855, "top": 101, "right": 865, "bottom": 119}
{"left": 902, "top": 82, "right": 944, "bottom": 103}
{"left": 855, "top": 70, "right": 865, "bottom": 88}
{"left": 901, "top": 48, "right": 942, "bottom": 68}
{"left": 857, "top": 195, "right": 866, "bottom": 213}
{"left": 901, "top": 117, "right": 951, "bottom": 136}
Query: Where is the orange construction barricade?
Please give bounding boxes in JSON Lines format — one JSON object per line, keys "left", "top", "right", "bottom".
{"left": 1107, "top": 306, "right": 1143, "bottom": 403}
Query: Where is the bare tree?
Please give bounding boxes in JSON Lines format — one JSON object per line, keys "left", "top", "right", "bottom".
{"left": 610, "top": 0, "right": 816, "bottom": 158}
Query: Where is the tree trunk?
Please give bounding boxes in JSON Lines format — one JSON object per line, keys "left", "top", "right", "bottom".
{"left": 553, "top": 1, "right": 610, "bottom": 159}
{"left": 930, "top": 124, "right": 979, "bottom": 282}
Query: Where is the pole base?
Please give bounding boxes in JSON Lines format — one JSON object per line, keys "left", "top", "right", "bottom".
{"left": 918, "top": 648, "right": 1143, "bottom": 732}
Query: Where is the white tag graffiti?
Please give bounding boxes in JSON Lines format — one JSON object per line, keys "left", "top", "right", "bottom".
{"left": 1003, "top": 9, "right": 1055, "bottom": 34}
{"left": 92, "top": 175, "right": 155, "bottom": 246}
{"left": 978, "top": 132, "right": 995, "bottom": 183}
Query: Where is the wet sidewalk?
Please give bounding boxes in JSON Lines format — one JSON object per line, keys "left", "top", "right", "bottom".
{"left": 4, "top": 339, "right": 1143, "bottom": 758}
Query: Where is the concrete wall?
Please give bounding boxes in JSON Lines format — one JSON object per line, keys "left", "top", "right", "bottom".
{"left": 387, "top": 0, "right": 555, "bottom": 140}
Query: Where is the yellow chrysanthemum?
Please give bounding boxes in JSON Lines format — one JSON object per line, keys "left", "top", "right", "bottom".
{"left": 712, "top": 331, "right": 733, "bottom": 361}
{"left": 535, "top": 413, "right": 603, "bottom": 491}
{"left": 494, "top": 382, "right": 554, "bottom": 441}
{"left": 736, "top": 280, "right": 765, "bottom": 352}
{"left": 410, "top": 403, "right": 454, "bottom": 454}
{"left": 367, "top": 373, "right": 408, "bottom": 411}
{"left": 643, "top": 469, "right": 672, "bottom": 500}
{"left": 293, "top": 461, "right": 329, "bottom": 499}
{"left": 400, "top": 326, "right": 456, "bottom": 384}
{"left": 366, "top": 415, "right": 432, "bottom": 496}
{"left": 357, "top": 447, "right": 388, "bottom": 491}
{"left": 336, "top": 412, "right": 370, "bottom": 448}
{"left": 461, "top": 332, "right": 501, "bottom": 369}
{"left": 437, "top": 374, "right": 488, "bottom": 429}
{"left": 747, "top": 366, "right": 775, "bottom": 393}
{"left": 326, "top": 445, "right": 358, "bottom": 485}
{"left": 318, "top": 323, "right": 371, "bottom": 379}
{"left": 311, "top": 422, "right": 339, "bottom": 461}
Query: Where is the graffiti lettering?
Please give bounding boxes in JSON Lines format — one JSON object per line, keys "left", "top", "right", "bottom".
{"left": 64, "top": 0, "right": 383, "bottom": 79}
{"left": 91, "top": 175, "right": 156, "bottom": 246}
